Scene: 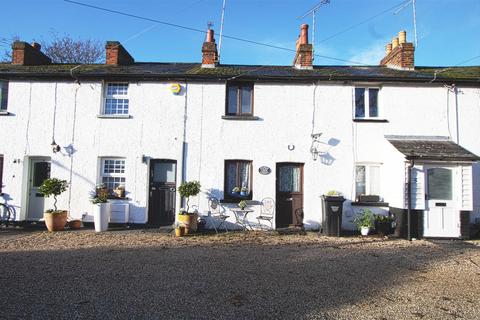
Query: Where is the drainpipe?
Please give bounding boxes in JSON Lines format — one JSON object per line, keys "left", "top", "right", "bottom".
{"left": 180, "top": 81, "right": 188, "bottom": 209}
{"left": 406, "top": 158, "right": 415, "bottom": 241}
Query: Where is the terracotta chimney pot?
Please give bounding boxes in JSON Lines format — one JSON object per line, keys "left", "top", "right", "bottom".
{"left": 398, "top": 31, "right": 407, "bottom": 44}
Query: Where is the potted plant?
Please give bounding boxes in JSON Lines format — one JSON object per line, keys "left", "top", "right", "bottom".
{"left": 374, "top": 214, "right": 394, "bottom": 236}
{"left": 231, "top": 186, "right": 240, "bottom": 196}
{"left": 114, "top": 184, "right": 125, "bottom": 198}
{"left": 240, "top": 187, "right": 249, "bottom": 197}
{"left": 173, "top": 222, "right": 185, "bottom": 237}
{"left": 91, "top": 189, "right": 111, "bottom": 232}
{"left": 353, "top": 209, "right": 374, "bottom": 236}
{"left": 38, "top": 178, "right": 69, "bottom": 232}
{"left": 177, "top": 181, "right": 201, "bottom": 234}
{"left": 238, "top": 200, "right": 247, "bottom": 210}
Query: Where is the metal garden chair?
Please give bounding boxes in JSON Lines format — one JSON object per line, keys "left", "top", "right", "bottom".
{"left": 208, "top": 197, "right": 229, "bottom": 233}
{"left": 257, "top": 197, "right": 275, "bottom": 230}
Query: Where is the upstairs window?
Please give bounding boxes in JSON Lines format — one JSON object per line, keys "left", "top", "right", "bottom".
{"left": 355, "top": 164, "right": 381, "bottom": 199}
{"left": 355, "top": 87, "right": 379, "bottom": 118}
{"left": 225, "top": 160, "right": 252, "bottom": 200}
{"left": 0, "top": 81, "right": 8, "bottom": 111}
{"left": 226, "top": 83, "right": 254, "bottom": 116}
{"left": 104, "top": 83, "right": 129, "bottom": 115}
{"left": 100, "top": 158, "right": 126, "bottom": 194}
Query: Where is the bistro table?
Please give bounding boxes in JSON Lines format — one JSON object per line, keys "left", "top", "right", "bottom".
{"left": 230, "top": 209, "right": 254, "bottom": 230}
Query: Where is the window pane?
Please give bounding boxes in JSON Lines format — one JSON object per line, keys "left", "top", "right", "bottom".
{"left": 369, "top": 88, "right": 378, "bottom": 117}
{"left": 105, "top": 98, "right": 129, "bottom": 115}
{"left": 279, "top": 166, "right": 300, "bottom": 192}
{"left": 153, "top": 162, "right": 176, "bottom": 183}
{"left": 226, "top": 162, "right": 237, "bottom": 193}
{"left": 0, "top": 81, "right": 8, "bottom": 110}
{"left": 355, "top": 88, "right": 365, "bottom": 118}
{"left": 238, "top": 162, "right": 250, "bottom": 190}
{"left": 102, "top": 177, "right": 126, "bottom": 192}
{"left": 355, "top": 165, "right": 366, "bottom": 197}
{"left": 103, "top": 159, "right": 125, "bottom": 174}
{"left": 227, "top": 86, "right": 238, "bottom": 114}
{"left": 33, "top": 162, "right": 51, "bottom": 187}
{"left": 428, "top": 168, "right": 452, "bottom": 200}
{"left": 107, "top": 83, "right": 128, "bottom": 96}
{"left": 241, "top": 86, "right": 252, "bottom": 114}
{"left": 369, "top": 166, "right": 380, "bottom": 195}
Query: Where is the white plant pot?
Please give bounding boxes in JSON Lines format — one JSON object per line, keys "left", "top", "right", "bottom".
{"left": 93, "top": 202, "right": 111, "bottom": 232}
{"left": 360, "top": 227, "right": 370, "bottom": 236}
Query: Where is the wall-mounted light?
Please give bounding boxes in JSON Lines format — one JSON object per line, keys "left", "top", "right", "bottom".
{"left": 141, "top": 155, "right": 149, "bottom": 164}
{"left": 51, "top": 139, "right": 61, "bottom": 153}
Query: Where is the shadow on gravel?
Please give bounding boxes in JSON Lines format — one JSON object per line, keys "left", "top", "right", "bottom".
{"left": 0, "top": 239, "right": 478, "bottom": 319}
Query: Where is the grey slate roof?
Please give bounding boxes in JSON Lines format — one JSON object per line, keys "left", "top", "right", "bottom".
{"left": 386, "top": 136, "right": 480, "bottom": 161}
{"left": 0, "top": 62, "right": 479, "bottom": 84}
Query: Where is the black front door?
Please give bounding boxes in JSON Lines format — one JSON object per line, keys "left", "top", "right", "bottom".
{"left": 148, "top": 159, "right": 177, "bottom": 226}
{"left": 276, "top": 163, "right": 304, "bottom": 228}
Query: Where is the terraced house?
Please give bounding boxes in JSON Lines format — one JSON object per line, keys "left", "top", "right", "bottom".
{"left": 0, "top": 25, "right": 479, "bottom": 238}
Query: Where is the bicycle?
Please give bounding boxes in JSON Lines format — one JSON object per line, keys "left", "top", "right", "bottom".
{"left": 0, "top": 196, "right": 14, "bottom": 227}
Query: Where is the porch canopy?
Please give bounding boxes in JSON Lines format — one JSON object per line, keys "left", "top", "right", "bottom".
{"left": 385, "top": 135, "right": 480, "bottom": 161}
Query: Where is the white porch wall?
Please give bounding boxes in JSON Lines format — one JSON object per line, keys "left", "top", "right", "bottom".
{"left": 0, "top": 80, "right": 479, "bottom": 229}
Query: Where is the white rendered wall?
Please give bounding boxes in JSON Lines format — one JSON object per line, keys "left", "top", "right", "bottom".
{"left": 0, "top": 79, "right": 478, "bottom": 229}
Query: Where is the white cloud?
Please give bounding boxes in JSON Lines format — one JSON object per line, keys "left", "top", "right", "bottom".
{"left": 349, "top": 41, "right": 386, "bottom": 65}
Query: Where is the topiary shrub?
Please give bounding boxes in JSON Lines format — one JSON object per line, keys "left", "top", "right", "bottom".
{"left": 38, "top": 178, "right": 69, "bottom": 213}
{"left": 177, "top": 181, "right": 201, "bottom": 214}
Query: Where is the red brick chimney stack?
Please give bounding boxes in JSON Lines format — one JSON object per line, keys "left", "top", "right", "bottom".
{"left": 380, "top": 30, "right": 415, "bottom": 70}
{"left": 105, "top": 41, "right": 134, "bottom": 65}
{"left": 293, "top": 24, "right": 313, "bottom": 70}
{"left": 202, "top": 28, "right": 218, "bottom": 68}
{"left": 12, "top": 41, "right": 52, "bottom": 65}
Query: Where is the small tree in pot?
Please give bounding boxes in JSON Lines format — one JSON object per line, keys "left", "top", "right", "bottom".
{"left": 177, "top": 181, "right": 201, "bottom": 234}
{"left": 39, "top": 178, "right": 69, "bottom": 232}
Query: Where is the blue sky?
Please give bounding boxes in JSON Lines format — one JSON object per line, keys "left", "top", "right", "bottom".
{"left": 1, "top": 0, "right": 479, "bottom": 66}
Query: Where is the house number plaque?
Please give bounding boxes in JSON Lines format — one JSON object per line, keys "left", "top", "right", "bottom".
{"left": 258, "top": 166, "right": 271, "bottom": 175}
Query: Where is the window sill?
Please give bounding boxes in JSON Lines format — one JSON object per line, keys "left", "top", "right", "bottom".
{"left": 222, "top": 115, "right": 259, "bottom": 121}
{"left": 0, "top": 111, "right": 10, "bottom": 116}
{"left": 97, "top": 114, "right": 132, "bottom": 119}
{"left": 221, "top": 196, "right": 253, "bottom": 204}
{"left": 353, "top": 118, "right": 388, "bottom": 123}
{"left": 351, "top": 201, "right": 389, "bottom": 207}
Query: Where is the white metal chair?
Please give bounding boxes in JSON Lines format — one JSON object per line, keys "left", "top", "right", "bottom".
{"left": 257, "top": 197, "right": 275, "bottom": 230}
{"left": 208, "top": 197, "right": 229, "bottom": 233}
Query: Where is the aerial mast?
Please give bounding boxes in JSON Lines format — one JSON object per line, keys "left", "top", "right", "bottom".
{"left": 297, "top": 0, "right": 331, "bottom": 60}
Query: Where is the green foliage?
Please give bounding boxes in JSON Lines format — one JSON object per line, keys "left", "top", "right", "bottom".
{"left": 238, "top": 200, "right": 247, "bottom": 210}
{"left": 326, "top": 190, "right": 342, "bottom": 196}
{"left": 178, "top": 181, "right": 201, "bottom": 213}
{"left": 91, "top": 193, "right": 108, "bottom": 204}
{"left": 38, "top": 178, "right": 68, "bottom": 212}
{"left": 353, "top": 209, "right": 374, "bottom": 229}
{"left": 374, "top": 214, "right": 394, "bottom": 223}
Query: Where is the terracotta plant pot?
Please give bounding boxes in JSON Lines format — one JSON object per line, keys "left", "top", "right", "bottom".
{"left": 44, "top": 211, "right": 68, "bottom": 232}
{"left": 175, "top": 226, "right": 185, "bottom": 237}
{"left": 68, "top": 220, "right": 82, "bottom": 230}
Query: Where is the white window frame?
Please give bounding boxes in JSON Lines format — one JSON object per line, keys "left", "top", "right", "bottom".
{"left": 103, "top": 82, "right": 129, "bottom": 115}
{"left": 354, "top": 86, "right": 381, "bottom": 119}
{"left": 355, "top": 163, "right": 381, "bottom": 198}
{"left": 99, "top": 157, "right": 126, "bottom": 194}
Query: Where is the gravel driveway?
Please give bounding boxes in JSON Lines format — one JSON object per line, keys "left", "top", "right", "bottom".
{"left": 0, "top": 229, "right": 479, "bottom": 320}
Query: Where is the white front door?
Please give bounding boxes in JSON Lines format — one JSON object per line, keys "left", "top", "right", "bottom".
{"left": 27, "top": 158, "right": 51, "bottom": 220}
{"left": 423, "top": 166, "right": 460, "bottom": 238}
